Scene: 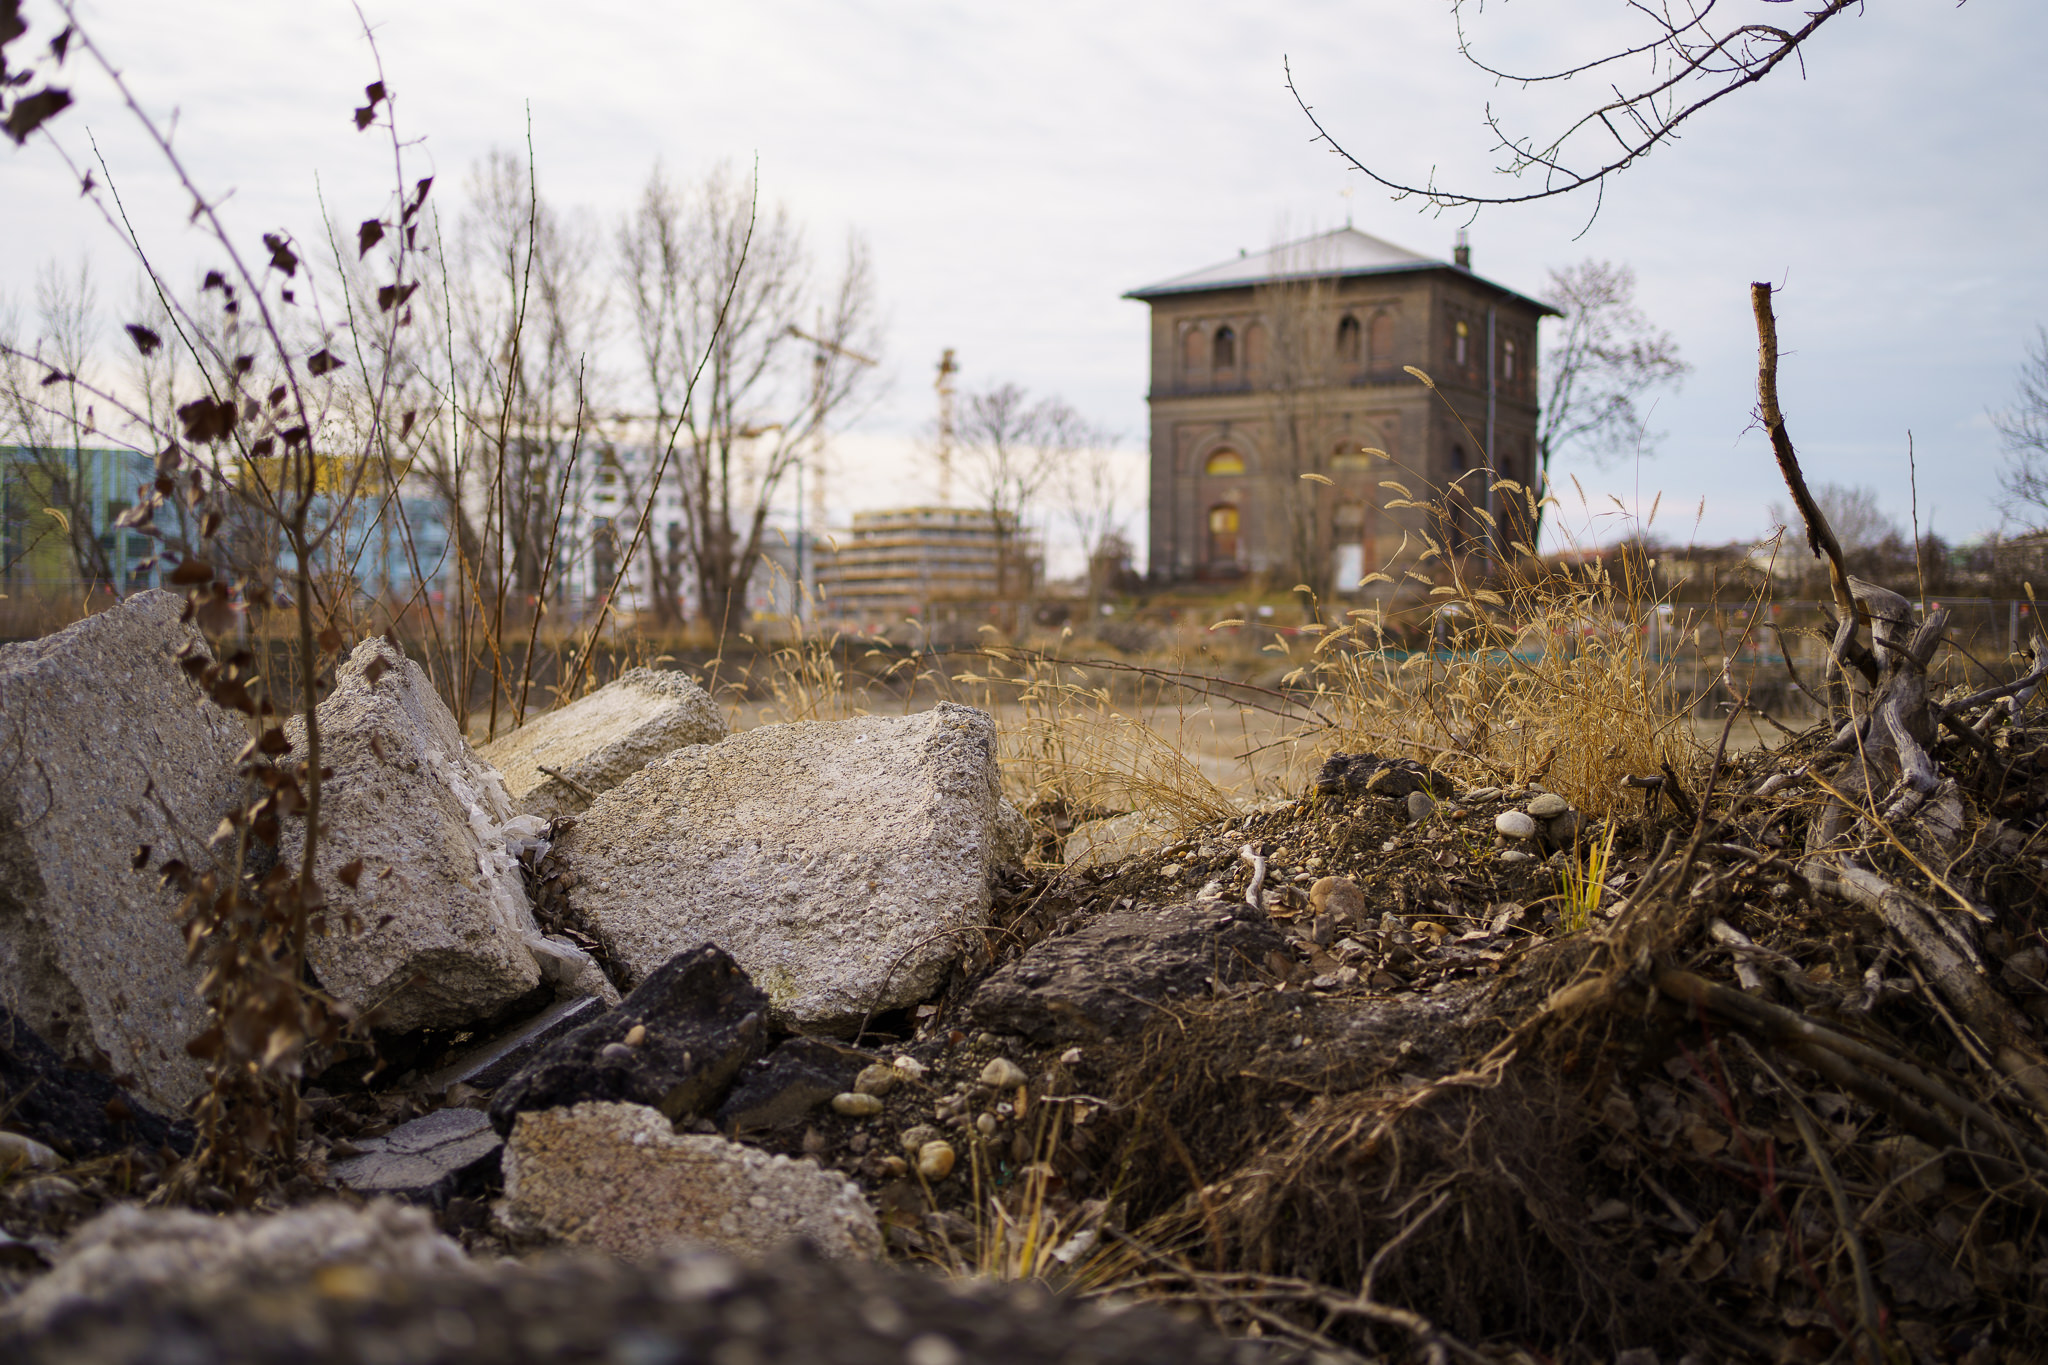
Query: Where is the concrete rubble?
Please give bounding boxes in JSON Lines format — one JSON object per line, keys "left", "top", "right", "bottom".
{"left": 499, "top": 1100, "right": 882, "bottom": 1262}
{"left": 477, "top": 667, "right": 727, "bottom": 821}
{"left": 0, "top": 591, "right": 244, "bottom": 1111}
{"left": 328, "top": 1107, "right": 502, "bottom": 1205}
{"left": 555, "top": 703, "right": 1006, "bottom": 1030}
{"left": 967, "top": 900, "right": 1289, "bottom": 1043}
{"left": 488, "top": 945, "right": 767, "bottom": 1135}
{"left": 0, "top": 1200, "right": 472, "bottom": 1332}
{"left": 283, "top": 640, "right": 614, "bottom": 1034}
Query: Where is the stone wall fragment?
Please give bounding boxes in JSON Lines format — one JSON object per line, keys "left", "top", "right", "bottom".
{"left": 0, "top": 591, "right": 244, "bottom": 1110}
{"left": 477, "top": 667, "right": 727, "bottom": 820}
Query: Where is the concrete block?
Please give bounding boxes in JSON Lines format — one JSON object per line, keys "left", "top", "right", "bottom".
{"left": 477, "top": 668, "right": 726, "bottom": 821}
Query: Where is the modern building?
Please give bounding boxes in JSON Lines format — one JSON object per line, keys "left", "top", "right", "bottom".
{"left": 813, "top": 506, "right": 1034, "bottom": 637}
{"left": 0, "top": 445, "right": 159, "bottom": 597}
{"left": 1125, "top": 227, "right": 1557, "bottom": 596}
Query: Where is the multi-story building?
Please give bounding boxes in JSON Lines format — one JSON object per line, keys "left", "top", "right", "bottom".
{"left": 813, "top": 506, "right": 1034, "bottom": 638}
{"left": 1125, "top": 227, "right": 1556, "bottom": 596}
{"left": 0, "top": 445, "right": 160, "bottom": 597}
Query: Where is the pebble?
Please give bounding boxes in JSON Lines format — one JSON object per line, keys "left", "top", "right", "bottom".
{"left": 980, "top": 1057, "right": 1028, "bottom": 1089}
{"left": 893, "top": 1055, "right": 926, "bottom": 1078}
{"left": 599, "top": 1042, "right": 636, "bottom": 1063}
{"left": 853, "top": 1063, "right": 900, "bottom": 1097}
{"left": 1495, "top": 810, "right": 1539, "bottom": 840}
{"left": 1405, "top": 790, "right": 1436, "bottom": 823}
{"left": 1159, "top": 863, "right": 1182, "bottom": 878}
{"left": 899, "top": 1123, "right": 942, "bottom": 1154}
{"left": 831, "top": 1092, "right": 884, "bottom": 1118}
{"left": 0, "top": 1131, "right": 60, "bottom": 1170}
{"left": 1498, "top": 849, "right": 1534, "bottom": 864}
{"left": 1309, "top": 876, "right": 1366, "bottom": 923}
{"left": 1525, "top": 793, "right": 1570, "bottom": 819}
{"left": 917, "top": 1140, "right": 957, "bottom": 1181}
{"left": 1464, "top": 786, "right": 1501, "bottom": 803}
{"left": 622, "top": 1023, "right": 647, "bottom": 1048}
{"left": 879, "top": 1155, "right": 910, "bottom": 1178}
{"left": 975, "top": 1113, "right": 998, "bottom": 1136}
{"left": 1059, "top": 1047, "right": 1084, "bottom": 1065}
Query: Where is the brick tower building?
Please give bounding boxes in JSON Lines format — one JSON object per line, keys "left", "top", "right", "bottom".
{"left": 1125, "top": 227, "right": 1556, "bottom": 597}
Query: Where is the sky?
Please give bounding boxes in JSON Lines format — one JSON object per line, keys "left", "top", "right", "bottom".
{"left": 4, "top": 1, "right": 2045, "bottom": 572}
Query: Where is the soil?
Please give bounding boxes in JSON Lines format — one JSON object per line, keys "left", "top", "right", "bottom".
{"left": 10, "top": 698, "right": 2048, "bottom": 1364}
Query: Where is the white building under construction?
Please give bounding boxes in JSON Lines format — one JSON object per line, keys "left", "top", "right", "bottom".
{"left": 813, "top": 506, "right": 1035, "bottom": 637}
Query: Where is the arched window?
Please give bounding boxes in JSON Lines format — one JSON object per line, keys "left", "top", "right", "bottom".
{"left": 1213, "top": 326, "right": 1237, "bottom": 370}
{"left": 1330, "top": 441, "right": 1374, "bottom": 471}
{"left": 1208, "top": 505, "right": 1241, "bottom": 564}
{"left": 1502, "top": 337, "right": 1517, "bottom": 383}
{"left": 1335, "top": 315, "right": 1362, "bottom": 364}
{"left": 1454, "top": 319, "right": 1469, "bottom": 367}
{"left": 1182, "top": 326, "right": 1205, "bottom": 373}
{"left": 1368, "top": 312, "right": 1395, "bottom": 367}
{"left": 1204, "top": 448, "right": 1246, "bottom": 476}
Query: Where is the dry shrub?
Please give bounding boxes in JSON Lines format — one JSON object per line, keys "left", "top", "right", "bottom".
{"left": 1302, "top": 479, "right": 1693, "bottom": 819}
{"left": 952, "top": 645, "right": 1244, "bottom": 849}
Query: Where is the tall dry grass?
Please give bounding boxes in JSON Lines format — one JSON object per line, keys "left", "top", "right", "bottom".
{"left": 1296, "top": 477, "right": 1697, "bottom": 820}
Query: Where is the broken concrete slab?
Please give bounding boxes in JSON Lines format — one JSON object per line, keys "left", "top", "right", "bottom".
{"left": 282, "top": 640, "right": 611, "bottom": 1035}
{"left": 477, "top": 667, "right": 727, "bottom": 821}
{"left": 423, "top": 993, "right": 607, "bottom": 1093}
{"left": 0, "top": 590, "right": 245, "bottom": 1111}
{"left": 0, "top": 1005, "right": 190, "bottom": 1160}
{"left": 968, "top": 901, "right": 1289, "bottom": 1044}
{"left": 558, "top": 703, "right": 1004, "bottom": 1030}
{"left": 0, "top": 1199, "right": 473, "bottom": 1333}
{"left": 488, "top": 945, "right": 767, "bottom": 1136}
{"left": 499, "top": 1100, "right": 881, "bottom": 1261}
{"left": 715, "top": 1037, "right": 864, "bottom": 1137}
{"left": 329, "top": 1106, "right": 502, "bottom": 1205}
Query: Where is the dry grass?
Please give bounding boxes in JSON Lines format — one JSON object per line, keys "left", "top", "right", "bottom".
{"left": 1301, "top": 481, "right": 1696, "bottom": 820}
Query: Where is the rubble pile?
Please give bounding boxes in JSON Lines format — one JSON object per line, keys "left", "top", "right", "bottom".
{"left": 7, "top": 591, "right": 2048, "bottom": 1363}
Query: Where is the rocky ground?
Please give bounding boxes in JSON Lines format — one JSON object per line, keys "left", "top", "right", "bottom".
{"left": 5, "top": 591, "right": 2048, "bottom": 1363}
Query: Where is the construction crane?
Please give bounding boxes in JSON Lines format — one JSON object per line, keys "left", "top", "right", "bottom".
{"left": 782, "top": 323, "right": 878, "bottom": 618}
{"left": 934, "top": 347, "right": 959, "bottom": 507}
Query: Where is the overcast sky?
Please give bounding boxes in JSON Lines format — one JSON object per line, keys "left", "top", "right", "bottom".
{"left": 5, "top": 1, "right": 2045, "bottom": 568}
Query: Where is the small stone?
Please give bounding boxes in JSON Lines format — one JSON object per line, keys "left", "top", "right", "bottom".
{"left": 622, "top": 1024, "right": 647, "bottom": 1048}
{"left": 1498, "top": 849, "right": 1534, "bottom": 864}
{"left": 1495, "top": 810, "right": 1539, "bottom": 839}
{"left": 1464, "top": 786, "right": 1501, "bottom": 803}
{"left": 0, "top": 1131, "right": 62, "bottom": 1171}
{"left": 831, "top": 1092, "right": 883, "bottom": 1118}
{"left": 979, "top": 1058, "right": 1028, "bottom": 1089}
{"left": 1308, "top": 876, "right": 1367, "bottom": 924}
{"left": 891, "top": 1055, "right": 926, "bottom": 1079}
{"left": 853, "top": 1063, "right": 900, "bottom": 1097}
{"left": 1525, "top": 793, "right": 1570, "bottom": 819}
{"left": 1404, "top": 790, "right": 1436, "bottom": 823}
{"left": 880, "top": 1155, "right": 909, "bottom": 1178}
{"left": 1158, "top": 863, "right": 1182, "bottom": 878}
{"left": 898, "top": 1124, "right": 941, "bottom": 1155}
{"left": 1547, "top": 811, "right": 1587, "bottom": 847}
{"left": 916, "top": 1140, "right": 956, "bottom": 1181}
{"left": 1058, "top": 1047, "right": 1084, "bottom": 1066}
{"left": 600, "top": 1042, "right": 636, "bottom": 1063}
{"left": 975, "top": 1113, "right": 998, "bottom": 1136}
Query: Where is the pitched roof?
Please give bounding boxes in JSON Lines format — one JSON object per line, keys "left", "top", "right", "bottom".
{"left": 1124, "top": 226, "right": 1558, "bottom": 314}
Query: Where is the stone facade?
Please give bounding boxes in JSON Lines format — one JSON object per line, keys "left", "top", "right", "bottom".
{"left": 1126, "top": 228, "right": 1556, "bottom": 597}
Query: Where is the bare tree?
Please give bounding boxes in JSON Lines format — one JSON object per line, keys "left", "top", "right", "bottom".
{"left": 0, "top": 259, "right": 120, "bottom": 591}
{"left": 1057, "top": 432, "right": 1129, "bottom": 616}
{"left": 618, "top": 162, "right": 878, "bottom": 636}
{"left": 1769, "top": 481, "right": 1894, "bottom": 557}
{"left": 1288, "top": 1, "right": 1867, "bottom": 216}
{"left": 1253, "top": 243, "right": 1346, "bottom": 606}
{"left": 1996, "top": 326, "right": 2048, "bottom": 532}
{"left": 1539, "top": 261, "right": 1689, "bottom": 490}
{"left": 953, "top": 382, "right": 1098, "bottom": 616}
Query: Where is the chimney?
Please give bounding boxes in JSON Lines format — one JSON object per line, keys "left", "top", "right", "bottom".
{"left": 1453, "top": 229, "right": 1471, "bottom": 270}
